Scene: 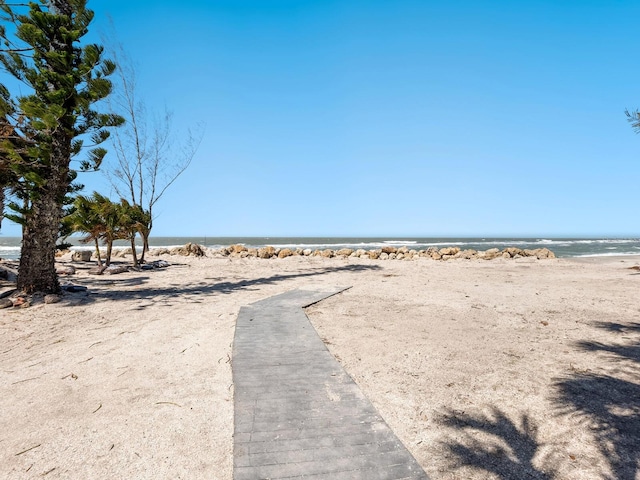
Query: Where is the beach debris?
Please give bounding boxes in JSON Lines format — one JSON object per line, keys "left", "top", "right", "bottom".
{"left": 88, "top": 265, "right": 107, "bottom": 275}
{"left": 1, "top": 287, "right": 17, "bottom": 299}
{"left": 140, "top": 259, "right": 170, "bottom": 270}
{"left": 44, "top": 294, "right": 62, "bottom": 304}
{"left": 62, "top": 284, "right": 88, "bottom": 293}
{"left": 155, "top": 401, "right": 182, "bottom": 407}
{"left": 55, "top": 265, "right": 75, "bottom": 275}
{"left": 104, "top": 265, "right": 128, "bottom": 275}
{"left": 0, "top": 264, "right": 18, "bottom": 282}
{"left": 71, "top": 251, "right": 92, "bottom": 262}
{"left": 12, "top": 296, "right": 29, "bottom": 308}
{"left": 15, "top": 444, "right": 41, "bottom": 456}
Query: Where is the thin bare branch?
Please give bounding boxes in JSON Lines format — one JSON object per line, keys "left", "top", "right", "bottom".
{"left": 101, "top": 31, "right": 202, "bottom": 260}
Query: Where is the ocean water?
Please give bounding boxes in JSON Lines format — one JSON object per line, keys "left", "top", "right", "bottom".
{"left": 1, "top": 236, "right": 639, "bottom": 261}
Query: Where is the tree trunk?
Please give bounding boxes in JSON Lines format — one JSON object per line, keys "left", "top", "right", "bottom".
{"left": 18, "top": 190, "right": 63, "bottom": 294}
{"left": 94, "top": 238, "right": 103, "bottom": 267}
{"left": 0, "top": 187, "right": 4, "bottom": 231}
{"left": 17, "top": 129, "right": 70, "bottom": 294}
{"left": 140, "top": 230, "right": 150, "bottom": 263}
{"left": 106, "top": 239, "right": 113, "bottom": 266}
{"left": 129, "top": 235, "right": 139, "bottom": 267}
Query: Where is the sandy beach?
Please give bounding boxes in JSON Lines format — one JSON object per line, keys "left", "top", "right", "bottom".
{"left": 1, "top": 252, "right": 639, "bottom": 479}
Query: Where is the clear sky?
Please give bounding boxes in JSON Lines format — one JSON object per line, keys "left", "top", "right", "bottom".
{"left": 2, "top": 0, "right": 640, "bottom": 237}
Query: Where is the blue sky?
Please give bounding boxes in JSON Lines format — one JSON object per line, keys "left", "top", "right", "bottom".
{"left": 2, "top": 0, "right": 640, "bottom": 237}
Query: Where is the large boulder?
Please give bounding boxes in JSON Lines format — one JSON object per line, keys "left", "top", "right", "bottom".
{"left": 439, "top": 247, "right": 460, "bottom": 256}
{"left": 71, "top": 250, "right": 92, "bottom": 262}
{"left": 104, "top": 265, "right": 128, "bottom": 275}
{"left": 321, "top": 249, "right": 334, "bottom": 258}
{"left": 381, "top": 246, "right": 397, "bottom": 254}
{"left": 336, "top": 248, "right": 354, "bottom": 257}
{"left": 536, "top": 248, "right": 556, "bottom": 259}
{"left": 504, "top": 247, "right": 525, "bottom": 258}
{"left": 479, "top": 248, "right": 501, "bottom": 260}
{"left": 44, "top": 294, "right": 62, "bottom": 304}
{"left": 368, "top": 250, "right": 381, "bottom": 260}
{"left": 258, "top": 246, "right": 276, "bottom": 259}
{"left": 170, "top": 243, "right": 206, "bottom": 257}
{"left": 278, "top": 248, "right": 294, "bottom": 258}
{"left": 186, "top": 243, "right": 206, "bottom": 256}
{"left": 56, "top": 265, "right": 76, "bottom": 275}
{"left": 231, "top": 244, "right": 247, "bottom": 254}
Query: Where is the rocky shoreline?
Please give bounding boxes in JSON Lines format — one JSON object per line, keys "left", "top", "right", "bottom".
{"left": 147, "top": 243, "right": 557, "bottom": 261}
{"left": 0, "top": 243, "right": 557, "bottom": 308}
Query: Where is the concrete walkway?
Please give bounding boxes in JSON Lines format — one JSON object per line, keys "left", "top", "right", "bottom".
{"left": 232, "top": 287, "right": 429, "bottom": 480}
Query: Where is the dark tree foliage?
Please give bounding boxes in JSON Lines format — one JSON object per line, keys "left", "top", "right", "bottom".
{"left": 625, "top": 109, "right": 640, "bottom": 134}
{"left": 0, "top": 0, "right": 123, "bottom": 293}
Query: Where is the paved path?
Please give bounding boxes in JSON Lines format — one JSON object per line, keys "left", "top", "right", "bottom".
{"left": 232, "top": 287, "right": 429, "bottom": 480}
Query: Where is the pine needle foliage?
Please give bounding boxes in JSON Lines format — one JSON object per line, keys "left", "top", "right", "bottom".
{"left": 0, "top": 0, "right": 123, "bottom": 293}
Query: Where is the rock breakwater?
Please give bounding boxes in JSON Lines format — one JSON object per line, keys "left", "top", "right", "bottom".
{"left": 148, "top": 243, "right": 556, "bottom": 261}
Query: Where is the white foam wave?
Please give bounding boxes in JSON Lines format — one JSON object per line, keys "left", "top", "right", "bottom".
{"left": 575, "top": 252, "right": 640, "bottom": 257}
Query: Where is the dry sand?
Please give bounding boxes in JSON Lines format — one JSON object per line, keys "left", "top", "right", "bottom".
{"left": 1, "top": 253, "right": 639, "bottom": 479}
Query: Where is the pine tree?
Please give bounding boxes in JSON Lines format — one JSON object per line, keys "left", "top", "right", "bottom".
{"left": 0, "top": 0, "right": 123, "bottom": 293}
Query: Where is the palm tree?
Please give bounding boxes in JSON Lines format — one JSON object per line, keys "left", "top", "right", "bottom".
{"left": 116, "top": 200, "right": 150, "bottom": 268}
{"left": 64, "top": 194, "right": 107, "bottom": 266}
{"left": 95, "top": 194, "right": 126, "bottom": 266}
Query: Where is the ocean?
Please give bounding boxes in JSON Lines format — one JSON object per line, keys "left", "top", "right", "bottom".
{"left": 1, "top": 236, "right": 639, "bottom": 261}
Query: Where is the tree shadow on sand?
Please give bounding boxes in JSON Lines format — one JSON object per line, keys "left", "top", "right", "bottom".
{"left": 553, "top": 320, "right": 640, "bottom": 480}
{"left": 554, "top": 374, "right": 640, "bottom": 480}
{"left": 438, "top": 407, "right": 553, "bottom": 479}
{"left": 61, "top": 263, "right": 381, "bottom": 305}
{"left": 438, "top": 316, "right": 640, "bottom": 480}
